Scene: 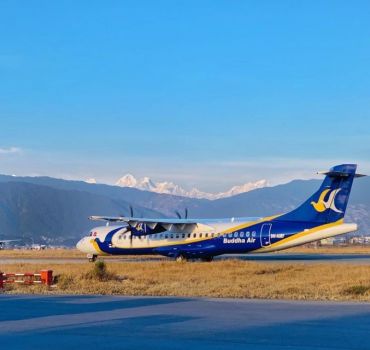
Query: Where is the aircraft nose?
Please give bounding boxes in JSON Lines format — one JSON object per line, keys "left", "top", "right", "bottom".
{"left": 76, "top": 238, "right": 86, "bottom": 251}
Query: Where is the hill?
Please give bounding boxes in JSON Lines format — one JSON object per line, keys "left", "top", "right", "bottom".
{"left": 0, "top": 181, "right": 163, "bottom": 245}
{"left": 0, "top": 174, "right": 368, "bottom": 244}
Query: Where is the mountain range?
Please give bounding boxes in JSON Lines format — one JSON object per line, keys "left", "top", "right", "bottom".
{"left": 0, "top": 173, "right": 368, "bottom": 245}
{"left": 115, "top": 174, "right": 268, "bottom": 200}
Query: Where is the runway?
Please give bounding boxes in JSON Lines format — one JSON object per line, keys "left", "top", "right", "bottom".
{"left": 2, "top": 253, "right": 370, "bottom": 265}
{"left": 1, "top": 295, "right": 370, "bottom": 349}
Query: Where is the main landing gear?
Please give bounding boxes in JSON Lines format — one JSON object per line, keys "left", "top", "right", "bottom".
{"left": 87, "top": 254, "right": 97, "bottom": 262}
{"left": 201, "top": 256, "right": 214, "bottom": 262}
{"left": 176, "top": 254, "right": 188, "bottom": 263}
{"left": 175, "top": 255, "right": 214, "bottom": 263}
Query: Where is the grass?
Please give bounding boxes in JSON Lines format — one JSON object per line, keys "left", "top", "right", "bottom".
{"left": 83, "top": 260, "right": 118, "bottom": 281}
{"left": 2, "top": 259, "right": 370, "bottom": 301}
{"left": 342, "top": 285, "right": 370, "bottom": 296}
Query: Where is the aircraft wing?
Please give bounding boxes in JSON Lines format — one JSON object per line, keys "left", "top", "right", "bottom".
{"left": 89, "top": 216, "right": 199, "bottom": 232}
{"left": 0, "top": 239, "right": 20, "bottom": 243}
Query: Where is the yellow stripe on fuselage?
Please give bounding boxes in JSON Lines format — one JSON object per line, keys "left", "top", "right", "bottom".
{"left": 252, "top": 219, "right": 344, "bottom": 253}
{"left": 111, "top": 215, "right": 282, "bottom": 250}
{"left": 219, "top": 215, "right": 281, "bottom": 235}
{"left": 90, "top": 238, "right": 109, "bottom": 255}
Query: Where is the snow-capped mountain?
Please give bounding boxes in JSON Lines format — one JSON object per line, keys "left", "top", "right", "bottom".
{"left": 115, "top": 174, "right": 268, "bottom": 200}
{"left": 85, "top": 178, "right": 97, "bottom": 184}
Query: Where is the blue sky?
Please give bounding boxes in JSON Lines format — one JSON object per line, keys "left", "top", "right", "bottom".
{"left": 0, "top": 1, "right": 369, "bottom": 191}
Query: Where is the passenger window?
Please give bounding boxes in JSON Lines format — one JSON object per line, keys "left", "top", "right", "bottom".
{"left": 240, "top": 232, "right": 244, "bottom": 237}
{"left": 234, "top": 232, "right": 238, "bottom": 238}
{"left": 205, "top": 233, "right": 208, "bottom": 237}
{"left": 170, "top": 234, "right": 174, "bottom": 239}
{"left": 187, "top": 233, "right": 191, "bottom": 238}
{"left": 176, "top": 234, "right": 179, "bottom": 239}
{"left": 246, "top": 232, "right": 250, "bottom": 237}
{"left": 200, "top": 233, "right": 203, "bottom": 238}
{"left": 228, "top": 233, "right": 233, "bottom": 238}
{"left": 193, "top": 233, "right": 196, "bottom": 238}
{"left": 182, "top": 234, "right": 185, "bottom": 238}
{"left": 165, "top": 235, "right": 168, "bottom": 239}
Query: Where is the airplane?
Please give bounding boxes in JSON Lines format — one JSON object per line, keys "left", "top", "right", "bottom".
{"left": 0, "top": 239, "right": 20, "bottom": 250}
{"left": 31, "top": 244, "right": 47, "bottom": 251}
{"left": 76, "top": 164, "right": 365, "bottom": 262}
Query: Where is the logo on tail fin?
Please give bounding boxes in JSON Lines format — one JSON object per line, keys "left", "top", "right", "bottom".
{"left": 311, "top": 189, "right": 343, "bottom": 213}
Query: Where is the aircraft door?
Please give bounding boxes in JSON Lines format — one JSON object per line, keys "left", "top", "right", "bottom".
{"left": 260, "top": 223, "right": 272, "bottom": 247}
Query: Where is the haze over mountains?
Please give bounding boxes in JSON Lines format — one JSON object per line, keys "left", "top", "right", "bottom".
{"left": 114, "top": 174, "right": 268, "bottom": 200}
{"left": 0, "top": 173, "right": 369, "bottom": 245}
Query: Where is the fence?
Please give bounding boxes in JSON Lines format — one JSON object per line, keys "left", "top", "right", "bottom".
{"left": 0, "top": 270, "right": 53, "bottom": 289}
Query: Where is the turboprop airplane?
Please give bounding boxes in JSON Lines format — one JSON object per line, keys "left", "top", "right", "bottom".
{"left": 0, "top": 239, "right": 20, "bottom": 250}
{"left": 76, "top": 164, "right": 365, "bottom": 262}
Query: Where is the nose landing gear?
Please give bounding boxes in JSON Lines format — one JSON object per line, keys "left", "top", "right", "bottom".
{"left": 87, "top": 254, "right": 97, "bottom": 262}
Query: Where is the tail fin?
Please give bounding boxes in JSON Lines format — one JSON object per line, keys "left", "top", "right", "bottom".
{"left": 277, "top": 164, "right": 364, "bottom": 224}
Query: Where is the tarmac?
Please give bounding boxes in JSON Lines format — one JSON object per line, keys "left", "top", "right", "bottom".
{"left": 1, "top": 295, "right": 370, "bottom": 349}
{"left": 2, "top": 253, "right": 370, "bottom": 264}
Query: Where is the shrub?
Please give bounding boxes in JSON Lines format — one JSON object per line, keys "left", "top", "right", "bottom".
{"left": 84, "top": 260, "right": 116, "bottom": 281}
{"left": 343, "top": 285, "right": 370, "bottom": 296}
{"left": 56, "top": 274, "right": 75, "bottom": 290}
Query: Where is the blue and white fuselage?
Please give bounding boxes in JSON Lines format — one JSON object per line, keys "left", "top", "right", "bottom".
{"left": 76, "top": 164, "right": 364, "bottom": 261}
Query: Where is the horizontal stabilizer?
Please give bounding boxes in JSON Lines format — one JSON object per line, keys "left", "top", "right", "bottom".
{"left": 318, "top": 170, "right": 366, "bottom": 178}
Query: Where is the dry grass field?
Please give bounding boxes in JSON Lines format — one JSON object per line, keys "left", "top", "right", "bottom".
{"left": 0, "top": 249, "right": 84, "bottom": 259}
{"left": 2, "top": 246, "right": 370, "bottom": 301}
{"left": 2, "top": 259, "right": 370, "bottom": 301}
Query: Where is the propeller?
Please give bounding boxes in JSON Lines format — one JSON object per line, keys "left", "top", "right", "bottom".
{"left": 119, "top": 205, "right": 135, "bottom": 245}
{"left": 174, "top": 208, "right": 189, "bottom": 219}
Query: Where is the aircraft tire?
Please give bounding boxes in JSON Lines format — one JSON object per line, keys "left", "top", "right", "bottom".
{"left": 88, "top": 254, "right": 97, "bottom": 262}
{"left": 176, "top": 254, "right": 187, "bottom": 263}
{"left": 201, "top": 256, "right": 214, "bottom": 262}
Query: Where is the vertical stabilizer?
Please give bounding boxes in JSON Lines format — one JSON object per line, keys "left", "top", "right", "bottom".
{"left": 276, "top": 164, "right": 362, "bottom": 224}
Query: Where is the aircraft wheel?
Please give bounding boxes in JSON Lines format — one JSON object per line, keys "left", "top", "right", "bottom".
{"left": 176, "top": 254, "right": 187, "bottom": 263}
{"left": 88, "top": 254, "right": 97, "bottom": 262}
{"left": 201, "top": 256, "right": 214, "bottom": 262}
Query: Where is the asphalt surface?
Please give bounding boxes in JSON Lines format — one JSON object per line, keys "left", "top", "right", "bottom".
{"left": 1, "top": 295, "right": 370, "bottom": 349}
{"left": 234, "top": 253, "right": 370, "bottom": 264}
{"left": 2, "top": 253, "right": 370, "bottom": 264}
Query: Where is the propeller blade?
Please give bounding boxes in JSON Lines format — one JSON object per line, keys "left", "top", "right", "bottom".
{"left": 175, "top": 211, "right": 182, "bottom": 219}
{"left": 185, "top": 208, "right": 188, "bottom": 219}
{"left": 129, "top": 205, "right": 134, "bottom": 217}
{"left": 129, "top": 227, "right": 133, "bottom": 245}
